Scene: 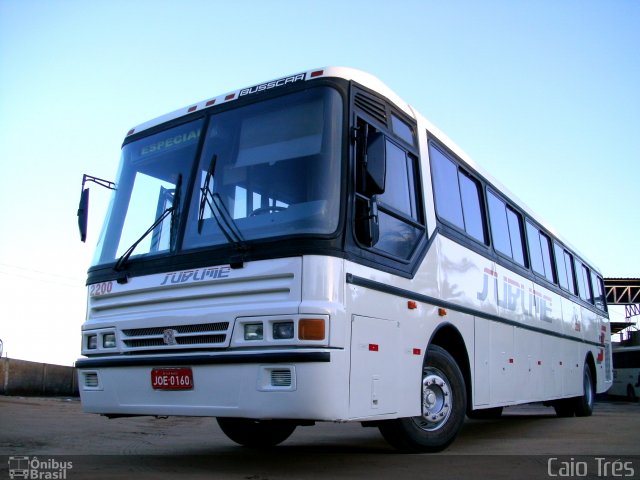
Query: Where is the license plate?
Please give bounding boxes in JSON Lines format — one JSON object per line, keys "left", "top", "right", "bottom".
{"left": 151, "top": 367, "right": 193, "bottom": 390}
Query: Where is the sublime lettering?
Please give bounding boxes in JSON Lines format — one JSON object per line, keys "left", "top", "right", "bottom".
{"left": 160, "top": 266, "right": 231, "bottom": 286}
{"left": 477, "top": 268, "right": 553, "bottom": 322}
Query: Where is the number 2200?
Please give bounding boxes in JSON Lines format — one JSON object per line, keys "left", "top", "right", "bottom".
{"left": 90, "top": 282, "right": 113, "bottom": 296}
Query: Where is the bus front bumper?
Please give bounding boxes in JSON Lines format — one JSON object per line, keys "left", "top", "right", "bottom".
{"left": 76, "top": 350, "right": 348, "bottom": 421}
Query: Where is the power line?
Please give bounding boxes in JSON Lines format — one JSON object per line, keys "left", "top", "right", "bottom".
{"left": 0, "top": 261, "right": 85, "bottom": 284}
{"left": 0, "top": 263, "right": 85, "bottom": 289}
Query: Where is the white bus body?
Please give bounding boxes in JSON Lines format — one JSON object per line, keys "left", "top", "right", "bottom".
{"left": 609, "top": 345, "right": 640, "bottom": 401}
{"left": 77, "top": 67, "right": 612, "bottom": 452}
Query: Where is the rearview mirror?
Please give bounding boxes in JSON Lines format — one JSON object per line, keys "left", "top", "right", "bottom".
{"left": 364, "top": 132, "right": 386, "bottom": 196}
{"left": 77, "top": 188, "right": 89, "bottom": 242}
{"left": 77, "top": 174, "right": 116, "bottom": 243}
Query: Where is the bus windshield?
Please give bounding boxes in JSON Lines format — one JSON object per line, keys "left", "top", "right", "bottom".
{"left": 92, "top": 87, "right": 343, "bottom": 267}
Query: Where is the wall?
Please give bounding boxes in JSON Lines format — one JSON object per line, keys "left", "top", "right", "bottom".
{"left": 0, "top": 357, "right": 79, "bottom": 396}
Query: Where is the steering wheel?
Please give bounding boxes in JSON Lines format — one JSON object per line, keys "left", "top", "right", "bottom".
{"left": 249, "top": 205, "right": 287, "bottom": 217}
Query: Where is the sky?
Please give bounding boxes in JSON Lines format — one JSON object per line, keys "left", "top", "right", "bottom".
{"left": 0, "top": 0, "right": 638, "bottom": 365}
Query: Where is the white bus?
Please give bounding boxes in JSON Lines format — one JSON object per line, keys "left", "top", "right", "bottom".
{"left": 76, "top": 67, "right": 612, "bottom": 452}
{"left": 609, "top": 345, "right": 640, "bottom": 401}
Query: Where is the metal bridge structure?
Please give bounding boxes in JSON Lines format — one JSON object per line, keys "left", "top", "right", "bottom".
{"left": 604, "top": 278, "right": 640, "bottom": 338}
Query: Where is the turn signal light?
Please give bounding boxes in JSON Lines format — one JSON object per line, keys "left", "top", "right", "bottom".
{"left": 298, "top": 319, "right": 325, "bottom": 340}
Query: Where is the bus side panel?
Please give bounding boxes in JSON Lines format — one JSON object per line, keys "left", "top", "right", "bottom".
{"left": 473, "top": 317, "right": 490, "bottom": 406}
{"left": 349, "top": 315, "right": 400, "bottom": 418}
{"left": 344, "top": 272, "right": 426, "bottom": 420}
{"left": 489, "top": 322, "right": 516, "bottom": 404}
{"left": 514, "top": 327, "right": 544, "bottom": 402}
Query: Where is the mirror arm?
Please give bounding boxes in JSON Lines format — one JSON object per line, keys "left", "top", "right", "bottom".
{"left": 81, "top": 174, "right": 116, "bottom": 192}
{"left": 77, "top": 174, "right": 116, "bottom": 243}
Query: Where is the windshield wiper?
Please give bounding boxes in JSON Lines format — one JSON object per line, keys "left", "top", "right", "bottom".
{"left": 114, "top": 175, "right": 182, "bottom": 274}
{"left": 197, "top": 154, "right": 247, "bottom": 260}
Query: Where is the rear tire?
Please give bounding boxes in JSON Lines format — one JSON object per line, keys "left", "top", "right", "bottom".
{"left": 553, "top": 364, "right": 595, "bottom": 417}
{"left": 574, "top": 365, "right": 594, "bottom": 417}
{"left": 216, "top": 418, "right": 296, "bottom": 448}
{"left": 378, "top": 345, "right": 467, "bottom": 453}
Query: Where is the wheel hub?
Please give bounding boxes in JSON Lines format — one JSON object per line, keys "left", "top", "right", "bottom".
{"left": 414, "top": 368, "right": 452, "bottom": 431}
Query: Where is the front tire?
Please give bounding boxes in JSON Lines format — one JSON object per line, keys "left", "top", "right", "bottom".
{"left": 378, "top": 345, "right": 467, "bottom": 453}
{"left": 216, "top": 418, "right": 296, "bottom": 448}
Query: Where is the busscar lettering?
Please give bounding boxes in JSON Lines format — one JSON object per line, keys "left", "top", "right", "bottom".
{"left": 239, "top": 73, "right": 306, "bottom": 97}
{"left": 477, "top": 267, "right": 553, "bottom": 321}
{"left": 160, "top": 266, "right": 231, "bottom": 286}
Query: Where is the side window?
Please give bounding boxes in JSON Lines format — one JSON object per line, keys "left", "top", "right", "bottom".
{"left": 487, "top": 190, "right": 526, "bottom": 266}
{"left": 526, "top": 221, "right": 556, "bottom": 283}
{"left": 592, "top": 272, "right": 607, "bottom": 311}
{"left": 459, "top": 172, "right": 485, "bottom": 242}
{"left": 391, "top": 114, "right": 415, "bottom": 146}
{"left": 575, "top": 259, "right": 594, "bottom": 303}
{"left": 378, "top": 141, "right": 414, "bottom": 218}
{"left": 430, "top": 142, "right": 486, "bottom": 243}
{"left": 352, "top": 108, "right": 424, "bottom": 261}
{"left": 506, "top": 209, "right": 526, "bottom": 266}
{"left": 539, "top": 233, "right": 555, "bottom": 284}
{"left": 430, "top": 145, "right": 464, "bottom": 229}
{"left": 487, "top": 192, "right": 511, "bottom": 256}
{"left": 554, "top": 242, "right": 569, "bottom": 291}
{"left": 526, "top": 221, "right": 544, "bottom": 276}
{"left": 374, "top": 138, "right": 423, "bottom": 259}
{"left": 563, "top": 251, "right": 577, "bottom": 295}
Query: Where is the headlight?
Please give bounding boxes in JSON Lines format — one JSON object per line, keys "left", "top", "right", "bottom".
{"left": 273, "top": 321, "right": 294, "bottom": 339}
{"left": 244, "top": 323, "right": 264, "bottom": 341}
{"left": 87, "top": 335, "right": 97, "bottom": 350}
{"left": 102, "top": 333, "right": 116, "bottom": 348}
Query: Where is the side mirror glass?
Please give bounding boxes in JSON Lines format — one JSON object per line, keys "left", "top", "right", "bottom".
{"left": 77, "top": 174, "right": 116, "bottom": 243}
{"left": 78, "top": 188, "right": 89, "bottom": 242}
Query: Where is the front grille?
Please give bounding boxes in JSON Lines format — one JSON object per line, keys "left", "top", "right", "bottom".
{"left": 122, "top": 322, "right": 228, "bottom": 336}
{"left": 121, "top": 322, "right": 231, "bottom": 351}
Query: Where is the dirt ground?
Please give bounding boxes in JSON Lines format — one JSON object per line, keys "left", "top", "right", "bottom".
{"left": 1, "top": 396, "right": 639, "bottom": 479}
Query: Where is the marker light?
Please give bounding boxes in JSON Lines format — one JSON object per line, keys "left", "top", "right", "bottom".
{"left": 244, "top": 323, "right": 264, "bottom": 341}
{"left": 298, "top": 319, "right": 325, "bottom": 341}
{"left": 273, "top": 322, "right": 294, "bottom": 340}
{"left": 102, "top": 333, "right": 116, "bottom": 349}
{"left": 87, "top": 335, "right": 97, "bottom": 350}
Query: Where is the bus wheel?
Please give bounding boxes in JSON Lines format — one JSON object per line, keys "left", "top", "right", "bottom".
{"left": 216, "top": 418, "right": 296, "bottom": 448}
{"left": 378, "top": 345, "right": 467, "bottom": 453}
{"left": 574, "top": 366, "right": 595, "bottom": 417}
